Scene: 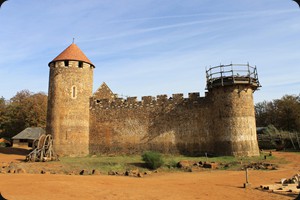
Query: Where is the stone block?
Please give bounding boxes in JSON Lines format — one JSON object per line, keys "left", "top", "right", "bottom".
{"left": 79, "top": 169, "right": 90, "bottom": 175}
{"left": 203, "top": 162, "right": 218, "bottom": 169}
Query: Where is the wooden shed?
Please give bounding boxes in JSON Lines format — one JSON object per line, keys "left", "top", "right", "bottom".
{"left": 12, "top": 127, "right": 45, "bottom": 148}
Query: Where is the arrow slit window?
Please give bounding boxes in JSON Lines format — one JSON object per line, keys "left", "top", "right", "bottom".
{"left": 71, "top": 86, "right": 77, "bottom": 99}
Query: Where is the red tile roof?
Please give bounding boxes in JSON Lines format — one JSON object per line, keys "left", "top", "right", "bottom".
{"left": 49, "top": 43, "right": 94, "bottom": 67}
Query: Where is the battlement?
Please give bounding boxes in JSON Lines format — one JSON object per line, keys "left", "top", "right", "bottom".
{"left": 49, "top": 60, "right": 93, "bottom": 69}
{"left": 90, "top": 92, "right": 207, "bottom": 109}
{"left": 46, "top": 40, "right": 261, "bottom": 157}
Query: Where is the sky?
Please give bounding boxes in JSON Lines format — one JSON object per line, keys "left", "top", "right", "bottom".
{"left": 0, "top": 0, "right": 299, "bottom": 103}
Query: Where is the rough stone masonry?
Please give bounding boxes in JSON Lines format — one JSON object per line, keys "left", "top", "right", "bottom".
{"left": 46, "top": 43, "right": 260, "bottom": 157}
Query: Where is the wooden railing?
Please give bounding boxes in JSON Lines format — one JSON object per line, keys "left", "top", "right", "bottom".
{"left": 206, "top": 63, "right": 261, "bottom": 89}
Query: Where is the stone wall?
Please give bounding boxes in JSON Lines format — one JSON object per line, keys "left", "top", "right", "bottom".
{"left": 208, "top": 85, "right": 259, "bottom": 156}
{"left": 89, "top": 83, "right": 260, "bottom": 156}
{"left": 89, "top": 92, "right": 213, "bottom": 155}
{"left": 46, "top": 60, "right": 93, "bottom": 156}
{"left": 46, "top": 54, "right": 260, "bottom": 157}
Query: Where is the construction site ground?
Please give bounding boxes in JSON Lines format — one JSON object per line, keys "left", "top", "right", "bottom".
{"left": 0, "top": 148, "right": 299, "bottom": 200}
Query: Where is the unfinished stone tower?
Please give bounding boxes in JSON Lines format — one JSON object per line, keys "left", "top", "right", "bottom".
{"left": 46, "top": 43, "right": 94, "bottom": 156}
{"left": 206, "top": 64, "right": 260, "bottom": 156}
{"left": 46, "top": 43, "right": 261, "bottom": 157}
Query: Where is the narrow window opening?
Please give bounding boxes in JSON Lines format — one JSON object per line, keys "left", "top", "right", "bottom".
{"left": 64, "top": 60, "right": 69, "bottom": 67}
{"left": 72, "top": 86, "right": 77, "bottom": 99}
{"left": 78, "top": 61, "right": 83, "bottom": 68}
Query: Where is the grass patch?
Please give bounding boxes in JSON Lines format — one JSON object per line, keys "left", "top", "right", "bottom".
{"left": 59, "top": 155, "right": 143, "bottom": 173}
{"left": 56, "top": 152, "right": 285, "bottom": 173}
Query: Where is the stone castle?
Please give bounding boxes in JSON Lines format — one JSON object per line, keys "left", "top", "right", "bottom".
{"left": 46, "top": 43, "right": 261, "bottom": 157}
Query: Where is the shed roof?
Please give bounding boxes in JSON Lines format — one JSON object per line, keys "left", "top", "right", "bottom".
{"left": 48, "top": 43, "right": 94, "bottom": 67}
{"left": 12, "top": 127, "right": 45, "bottom": 140}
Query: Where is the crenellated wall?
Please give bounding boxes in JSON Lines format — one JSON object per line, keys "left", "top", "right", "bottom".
{"left": 89, "top": 92, "right": 214, "bottom": 155}
{"left": 46, "top": 46, "right": 260, "bottom": 158}
{"left": 89, "top": 79, "right": 260, "bottom": 157}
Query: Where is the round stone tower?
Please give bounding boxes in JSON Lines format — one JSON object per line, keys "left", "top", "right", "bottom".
{"left": 206, "top": 64, "right": 260, "bottom": 156}
{"left": 46, "top": 43, "right": 94, "bottom": 156}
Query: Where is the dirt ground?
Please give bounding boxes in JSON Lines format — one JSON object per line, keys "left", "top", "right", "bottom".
{"left": 0, "top": 149, "right": 299, "bottom": 200}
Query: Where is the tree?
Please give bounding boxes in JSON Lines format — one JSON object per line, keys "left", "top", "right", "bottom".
{"left": 0, "top": 96, "right": 7, "bottom": 134}
{"left": 275, "top": 95, "right": 300, "bottom": 132}
{"left": 0, "top": 90, "right": 48, "bottom": 138}
{"left": 255, "top": 94, "right": 300, "bottom": 132}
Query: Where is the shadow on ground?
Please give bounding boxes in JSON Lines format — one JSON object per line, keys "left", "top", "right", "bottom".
{"left": 129, "top": 162, "right": 147, "bottom": 168}
{"left": 0, "top": 147, "right": 30, "bottom": 156}
{"left": 255, "top": 187, "right": 299, "bottom": 200}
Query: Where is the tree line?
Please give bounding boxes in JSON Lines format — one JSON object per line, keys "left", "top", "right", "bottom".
{"left": 0, "top": 90, "right": 47, "bottom": 138}
{"left": 0, "top": 90, "right": 299, "bottom": 139}
{"left": 255, "top": 94, "right": 300, "bottom": 133}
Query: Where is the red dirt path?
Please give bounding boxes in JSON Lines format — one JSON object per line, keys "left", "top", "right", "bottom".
{"left": 0, "top": 150, "right": 299, "bottom": 200}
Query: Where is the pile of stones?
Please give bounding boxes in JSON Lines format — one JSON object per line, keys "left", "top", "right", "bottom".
{"left": 107, "top": 169, "right": 155, "bottom": 178}
{"left": 281, "top": 174, "right": 300, "bottom": 185}
{"left": 243, "top": 162, "right": 278, "bottom": 170}
{"left": 0, "top": 161, "right": 155, "bottom": 177}
{"left": 177, "top": 160, "right": 219, "bottom": 172}
{"left": 0, "top": 162, "right": 26, "bottom": 174}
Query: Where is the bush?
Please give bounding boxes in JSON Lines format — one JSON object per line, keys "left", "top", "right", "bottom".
{"left": 142, "top": 151, "right": 164, "bottom": 170}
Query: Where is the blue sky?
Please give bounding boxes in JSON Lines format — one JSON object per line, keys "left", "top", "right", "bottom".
{"left": 0, "top": 0, "right": 299, "bottom": 103}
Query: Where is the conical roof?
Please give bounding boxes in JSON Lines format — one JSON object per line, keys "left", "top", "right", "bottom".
{"left": 49, "top": 43, "right": 94, "bottom": 67}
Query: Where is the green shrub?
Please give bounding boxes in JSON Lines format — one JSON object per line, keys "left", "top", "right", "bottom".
{"left": 142, "top": 151, "right": 164, "bottom": 170}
